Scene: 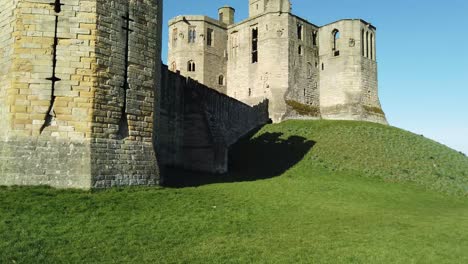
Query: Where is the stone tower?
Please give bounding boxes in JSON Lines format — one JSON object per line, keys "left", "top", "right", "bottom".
{"left": 168, "top": 13, "right": 229, "bottom": 93}
{"left": 0, "top": 0, "right": 163, "bottom": 189}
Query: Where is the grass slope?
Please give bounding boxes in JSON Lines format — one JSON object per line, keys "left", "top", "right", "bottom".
{"left": 1, "top": 120, "right": 468, "bottom": 263}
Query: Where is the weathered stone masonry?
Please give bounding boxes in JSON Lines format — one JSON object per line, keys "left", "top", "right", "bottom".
{"left": 158, "top": 65, "right": 269, "bottom": 175}
{"left": 0, "top": 0, "right": 162, "bottom": 189}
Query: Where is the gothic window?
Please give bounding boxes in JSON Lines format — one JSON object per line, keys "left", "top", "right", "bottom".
{"left": 252, "top": 27, "right": 258, "bottom": 63}
{"left": 312, "top": 31, "right": 317, "bottom": 46}
{"left": 332, "top": 29, "right": 340, "bottom": 56}
{"left": 297, "top": 24, "right": 303, "bottom": 40}
{"left": 187, "top": 60, "right": 196, "bottom": 72}
{"left": 188, "top": 27, "right": 196, "bottom": 43}
{"left": 218, "top": 75, "right": 224, "bottom": 85}
{"left": 207, "top": 28, "right": 214, "bottom": 46}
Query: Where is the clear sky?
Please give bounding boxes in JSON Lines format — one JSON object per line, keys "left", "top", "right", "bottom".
{"left": 161, "top": 0, "right": 468, "bottom": 154}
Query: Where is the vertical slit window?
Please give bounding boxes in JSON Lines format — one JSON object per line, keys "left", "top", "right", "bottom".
{"left": 218, "top": 75, "right": 224, "bottom": 85}
{"left": 252, "top": 27, "right": 258, "bottom": 63}
{"left": 312, "top": 31, "right": 317, "bottom": 46}
{"left": 370, "top": 33, "right": 374, "bottom": 60}
{"left": 366, "top": 31, "right": 369, "bottom": 58}
{"left": 361, "top": 29, "right": 365, "bottom": 57}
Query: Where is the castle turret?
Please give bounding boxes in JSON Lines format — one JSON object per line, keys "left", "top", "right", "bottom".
{"left": 218, "top": 6, "right": 235, "bottom": 25}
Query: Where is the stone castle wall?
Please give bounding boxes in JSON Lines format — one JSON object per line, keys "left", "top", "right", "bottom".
{"left": 158, "top": 65, "right": 269, "bottom": 175}
{"left": 0, "top": 0, "right": 162, "bottom": 189}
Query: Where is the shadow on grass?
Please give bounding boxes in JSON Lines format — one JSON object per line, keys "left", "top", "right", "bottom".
{"left": 162, "top": 129, "right": 315, "bottom": 188}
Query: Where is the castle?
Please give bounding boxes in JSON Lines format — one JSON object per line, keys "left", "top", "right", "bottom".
{"left": 168, "top": 0, "right": 387, "bottom": 124}
{"left": 0, "top": 0, "right": 386, "bottom": 190}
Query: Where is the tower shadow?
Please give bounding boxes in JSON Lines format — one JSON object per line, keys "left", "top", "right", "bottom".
{"left": 162, "top": 129, "right": 315, "bottom": 188}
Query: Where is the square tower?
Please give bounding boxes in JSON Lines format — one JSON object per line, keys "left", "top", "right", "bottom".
{"left": 0, "top": 0, "right": 163, "bottom": 189}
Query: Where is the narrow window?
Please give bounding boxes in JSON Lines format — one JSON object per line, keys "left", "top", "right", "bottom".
{"left": 297, "top": 24, "right": 303, "bottom": 40}
{"left": 361, "top": 29, "right": 365, "bottom": 57}
{"left": 207, "top": 28, "right": 214, "bottom": 46}
{"left": 170, "top": 62, "right": 177, "bottom": 72}
{"left": 172, "top": 28, "right": 178, "bottom": 47}
{"left": 252, "top": 27, "right": 258, "bottom": 63}
{"left": 322, "top": 63, "right": 324, "bottom": 71}
{"left": 298, "top": 45, "right": 303, "bottom": 55}
{"left": 366, "top": 31, "right": 369, "bottom": 58}
{"left": 219, "top": 12, "right": 224, "bottom": 22}
{"left": 332, "top": 29, "right": 340, "bottom": 56}
{"left": 370, "top": 33, "right": 374, "bottom": 60}
{"left": 188, "top": 27, "right": 196, "bottom": 43}
{"left": 187, "top": 60, "right": 195, "bottom": 72}
{"left": 218, "top": 75, "right": 224, "bottom": 85}
{"left": 248, "top": 88, "right": 252, "bottom": 96}
{"left": 312, "top": 31, "right": 317, "bottom": 46}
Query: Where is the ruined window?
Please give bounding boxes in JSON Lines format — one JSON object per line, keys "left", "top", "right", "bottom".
{"left": 170, "top": 61, "right": 177, "bottom": 72}
{"left": 370, "top": 33, "right": 374, "bottom": 60}
{"left": 312, "top": 31, "right": 317, "bottom": 46}
{"left": 218, "top": 75, "right": 224, "bottom": 85}
{"left": 298, "top": 45, "right": 303, "bottom": 55}
{"left": 297, "top": 24, "right": 303, "bottom": 40}
{"left": 207, "top": 28, "right": 214, "bottom": 46}
{"left": 366, "top": 31, "right": 369, "bottom": 58}
{"left": 332, "top": 29, "right": 340, "bottom": 56}
{"left": 188, "top": 27, "right": 196, "bottom": 43}
{"left": 187, "top": 60, "right": 196, "bottom": 72}
{"left": 252, "top": 27, "right": 258, "bottom": 63}
{"left": 172, "top": 28, "right": 178, "bottom": 47}
{"left": 360, "top": 29, "right": 364, "bottom": 57}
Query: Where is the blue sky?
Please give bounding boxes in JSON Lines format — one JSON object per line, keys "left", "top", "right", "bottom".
{"left": 161, "top": 0, "right": 468, "bottom": 154}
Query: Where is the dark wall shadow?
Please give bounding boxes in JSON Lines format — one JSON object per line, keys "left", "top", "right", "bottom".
{"left": 162, "top": 129, "right": 315, "bottom": 188}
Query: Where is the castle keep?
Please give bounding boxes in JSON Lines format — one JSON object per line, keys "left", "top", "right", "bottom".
{"left": 168, "top": 0, "right": 387, "bottom": 124}
{"left": 0, "top": 0, "right": 388, "bottom": 189}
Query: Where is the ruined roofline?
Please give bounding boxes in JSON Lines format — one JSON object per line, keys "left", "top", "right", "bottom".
{"left": 320, "top": 19, "right": 377, "bottom": 30}
{"left": 169, "top": 15, "right": 227, "bottom": 29}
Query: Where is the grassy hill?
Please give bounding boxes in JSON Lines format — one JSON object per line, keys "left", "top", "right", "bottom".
{"left": 1, "top": 120, "right": 468, "bottom": 263}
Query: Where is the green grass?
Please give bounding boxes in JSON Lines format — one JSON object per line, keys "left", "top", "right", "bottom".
{"left": 1, "top": 120, "right": 468, "bottom": 263}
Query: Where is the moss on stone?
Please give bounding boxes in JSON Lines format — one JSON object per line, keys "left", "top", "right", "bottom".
{"left": 286, "top": 100, "right": 321, "bottom": 117}
{"left": 363, "top": 105, "right": 385, "bottom": 115}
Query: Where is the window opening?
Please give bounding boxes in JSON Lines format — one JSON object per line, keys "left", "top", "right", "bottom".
{"left": 312, "top": 31, "right": 317, "bottom": 46}
{"left": 218, "top": 75, "right": 224, "bottom": 85}
{"left": 332, "top": 29, "right": 340, "bottom": 56}
{"left": 187, "top": 61, "right": 195, "bottom": 72}
{"left": 297, "top": 24, "right": 303, "bottom": 40}
{"left": 252, "top": 27, "right": 258, "bottom": 63}
{"left": 207, "top": 28, "right": 214, "bottom": 46}
{"left": 188, "top": 27, "right": 196, "bottom": 43}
